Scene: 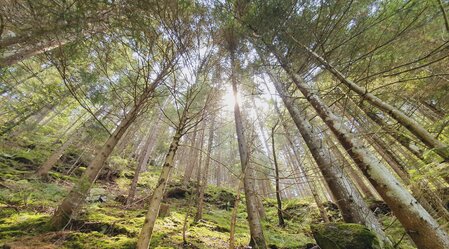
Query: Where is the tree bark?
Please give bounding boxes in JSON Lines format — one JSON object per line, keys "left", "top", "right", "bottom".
{"left": 271, "top": 122, "right": 285, "bottom": 227}
{"left": 136, "top": 115, "right": 186, "bottom": 249}
{"left": 327, "top": 139, "right": 379, "bottom": 200}
{"left": 291, "top": 37, "right": 449, "bottom": 162}
{"left": 49, "top": 103, "right": 141, "bottom": 229}
{"left": 183, "top": 124, "right": 199, "bottom": 185}
{"left": 265, "top": 69, "right": 390, "bottom": 246}
{"left": 230, "top": 50, "right": 267, "bottom": 249}
{"left": 195, "top": 114, "right": 215, "bottom": 222}
{"left": 268, "top": 45, "right": 449, "bottom": 248}
{"left": 126, "top": 109, "right": 163, "bottom": 205}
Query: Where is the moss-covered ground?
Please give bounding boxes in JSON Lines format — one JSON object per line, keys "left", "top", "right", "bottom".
{"left": 0, "top": 140, "right": 417, "bottom": 248}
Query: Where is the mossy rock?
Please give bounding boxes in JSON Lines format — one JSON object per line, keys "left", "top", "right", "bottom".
{"left": 311, "top": 223, "right": 381, "bottom": 249}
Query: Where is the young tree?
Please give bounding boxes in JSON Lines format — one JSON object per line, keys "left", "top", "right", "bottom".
{"left": 271, "top": 120, "right": 285, "bottom": 227}
{"left": 194, "top": 112, "right": 216, "bottom": 222}
{"left": 136, "top": 74, "right": 213, "bottom": 249}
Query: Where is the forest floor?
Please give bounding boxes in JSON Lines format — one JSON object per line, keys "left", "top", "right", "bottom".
{"left": 0, "top": 137, "right": 416, "bottom": 249}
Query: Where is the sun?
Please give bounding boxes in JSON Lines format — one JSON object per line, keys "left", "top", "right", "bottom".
{"left": 222, "top": 85, "right": 242, "bottom": 111}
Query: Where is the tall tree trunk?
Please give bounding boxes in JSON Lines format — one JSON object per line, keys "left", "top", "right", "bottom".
{"left": 344, "top": 101, "right": 449, "bottom": 222}
{"left": 49, "top": 103, "right": 141, "bottom": 229}
{"left": 229, "top": 178, "right": 243, "bottom": 249}
{"left": 48, "top": 67, "right": 166, "bottom": 229}
{"left": 0, "top": 23, "right": 107, "bottom": 67}
{"left": 126, "top": 109, "right": 163, "bottom": 205}
{"left": 216, "top": 150, "right": 222, "bottom": 187}
{"left": 265, "top": 68, "right": 390, "bottom": 247}
{"left": 195, "top": 120, "right": 207, "bottom": 188}
{"left": 289, "top": 37, "right": 449, "bottom": 162}
{"left": 0, "top": 38, "right": 70, "bottom": 66}
{"left": 195, "top": 114, "right": 215, "bottom": 222}
{"left": 183, "top": 124, "right": 199, "bottom": 185}
{"left": 271, "top": 122, "right": 285, "bottom": 227}
{"left": 276, "top": 91, "right": 335, "bottom": 221}
{"left": 35, "top": 134, "right": 78, "bottom": 178}
{"left": 361, "top": 104, "right": 425, "bottom": 162}
{"left": 251, "top": 96, "right": 274, "bottom": 196}
{"left": 230, "top": 50, "right": 267, "bottom": 249}
{"left": 35, "top": 109, "right": 100, "bottom": 177}
{"left": 267, "top": 45, "right": 449, "bottom": 248}
{"left": 136, "top": 115, "right": 186, "bottom": 249}
{"left": 327, "top": 139, "right": 379, "bottom": 200}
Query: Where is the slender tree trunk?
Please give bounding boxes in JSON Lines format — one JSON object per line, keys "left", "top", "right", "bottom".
{"left": 216, "top": 151, "right": 222, "bottom": 187}
{"left": 35, "top": 109, "right": 99, "bottom": 177}
{"left": 35, "top": 134, "right": 78, "bottom": 178}
{"left": 195, "top": 120, "right": 207, "bottom": 188}
{"left": 271, "top": 122, "right": 285, "bottom": 227}
{"left": 327, "top": 140, "right": 378, "bottom": 200}
{"left": 126, "top": 110, "right": 163, "bottom": 205}
{"left": 0, "top": 38, "right": 70, "bottom": 67}
{"left": 48, "top": 67, "right": 166, "bottom": 229}
{"left": 229, "top": 178, "right": 243, "bottom": 249}
{"left": 265, "top": 68, "right": 390, "bottom": 247}
{"left": 276, "top": 96, "right": 332, "bottom": 222}
{"left": 284, "top": 144, "right": 329, "bottom": 222}
{"left": 195, "top": 115, "right": 215, "bottom": 222}
{"left": 362, "top": 105, "right": 425, "bottom": 162}
{"left": 0, "top": 23, "right": 107, "bottom": 67}
{"left": 251, "top": 96, "right": 274, "bottom": 195}
{"left": 290, "top": 37, "right": 449, "bottom": 162}
{"left": 49, "top": 103, "right": 141, "bottom": 229}
{"left": 268, "top": 45, "right": 449, "bottom": 248}
{"left": 136, "top": 116, "right": 186, "bottom": 249}
{"left": 437, "top": 0, "right": 449, "bottom": 33}
{"left": 230, "top": 50, "right": 267, "bottom": 249}
{"left": 183, "top": 124, "right": 199, "bottom": 185}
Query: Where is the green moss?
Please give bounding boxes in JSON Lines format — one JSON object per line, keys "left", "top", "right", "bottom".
{"left": 63, "top": 232, "right": 136, "bottom": 249}
{"left": 311, "top": 223, "right": 381, "bottom": 249}
{"left": 0, "top": 179, "right": 68, "bottom": 209}
{"left": 0, "top": 212, "right": 50, "bottom": 242}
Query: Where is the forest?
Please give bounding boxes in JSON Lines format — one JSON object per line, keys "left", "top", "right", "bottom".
{"left": 0, "top": 0, "right": 449, "bottom": 248}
